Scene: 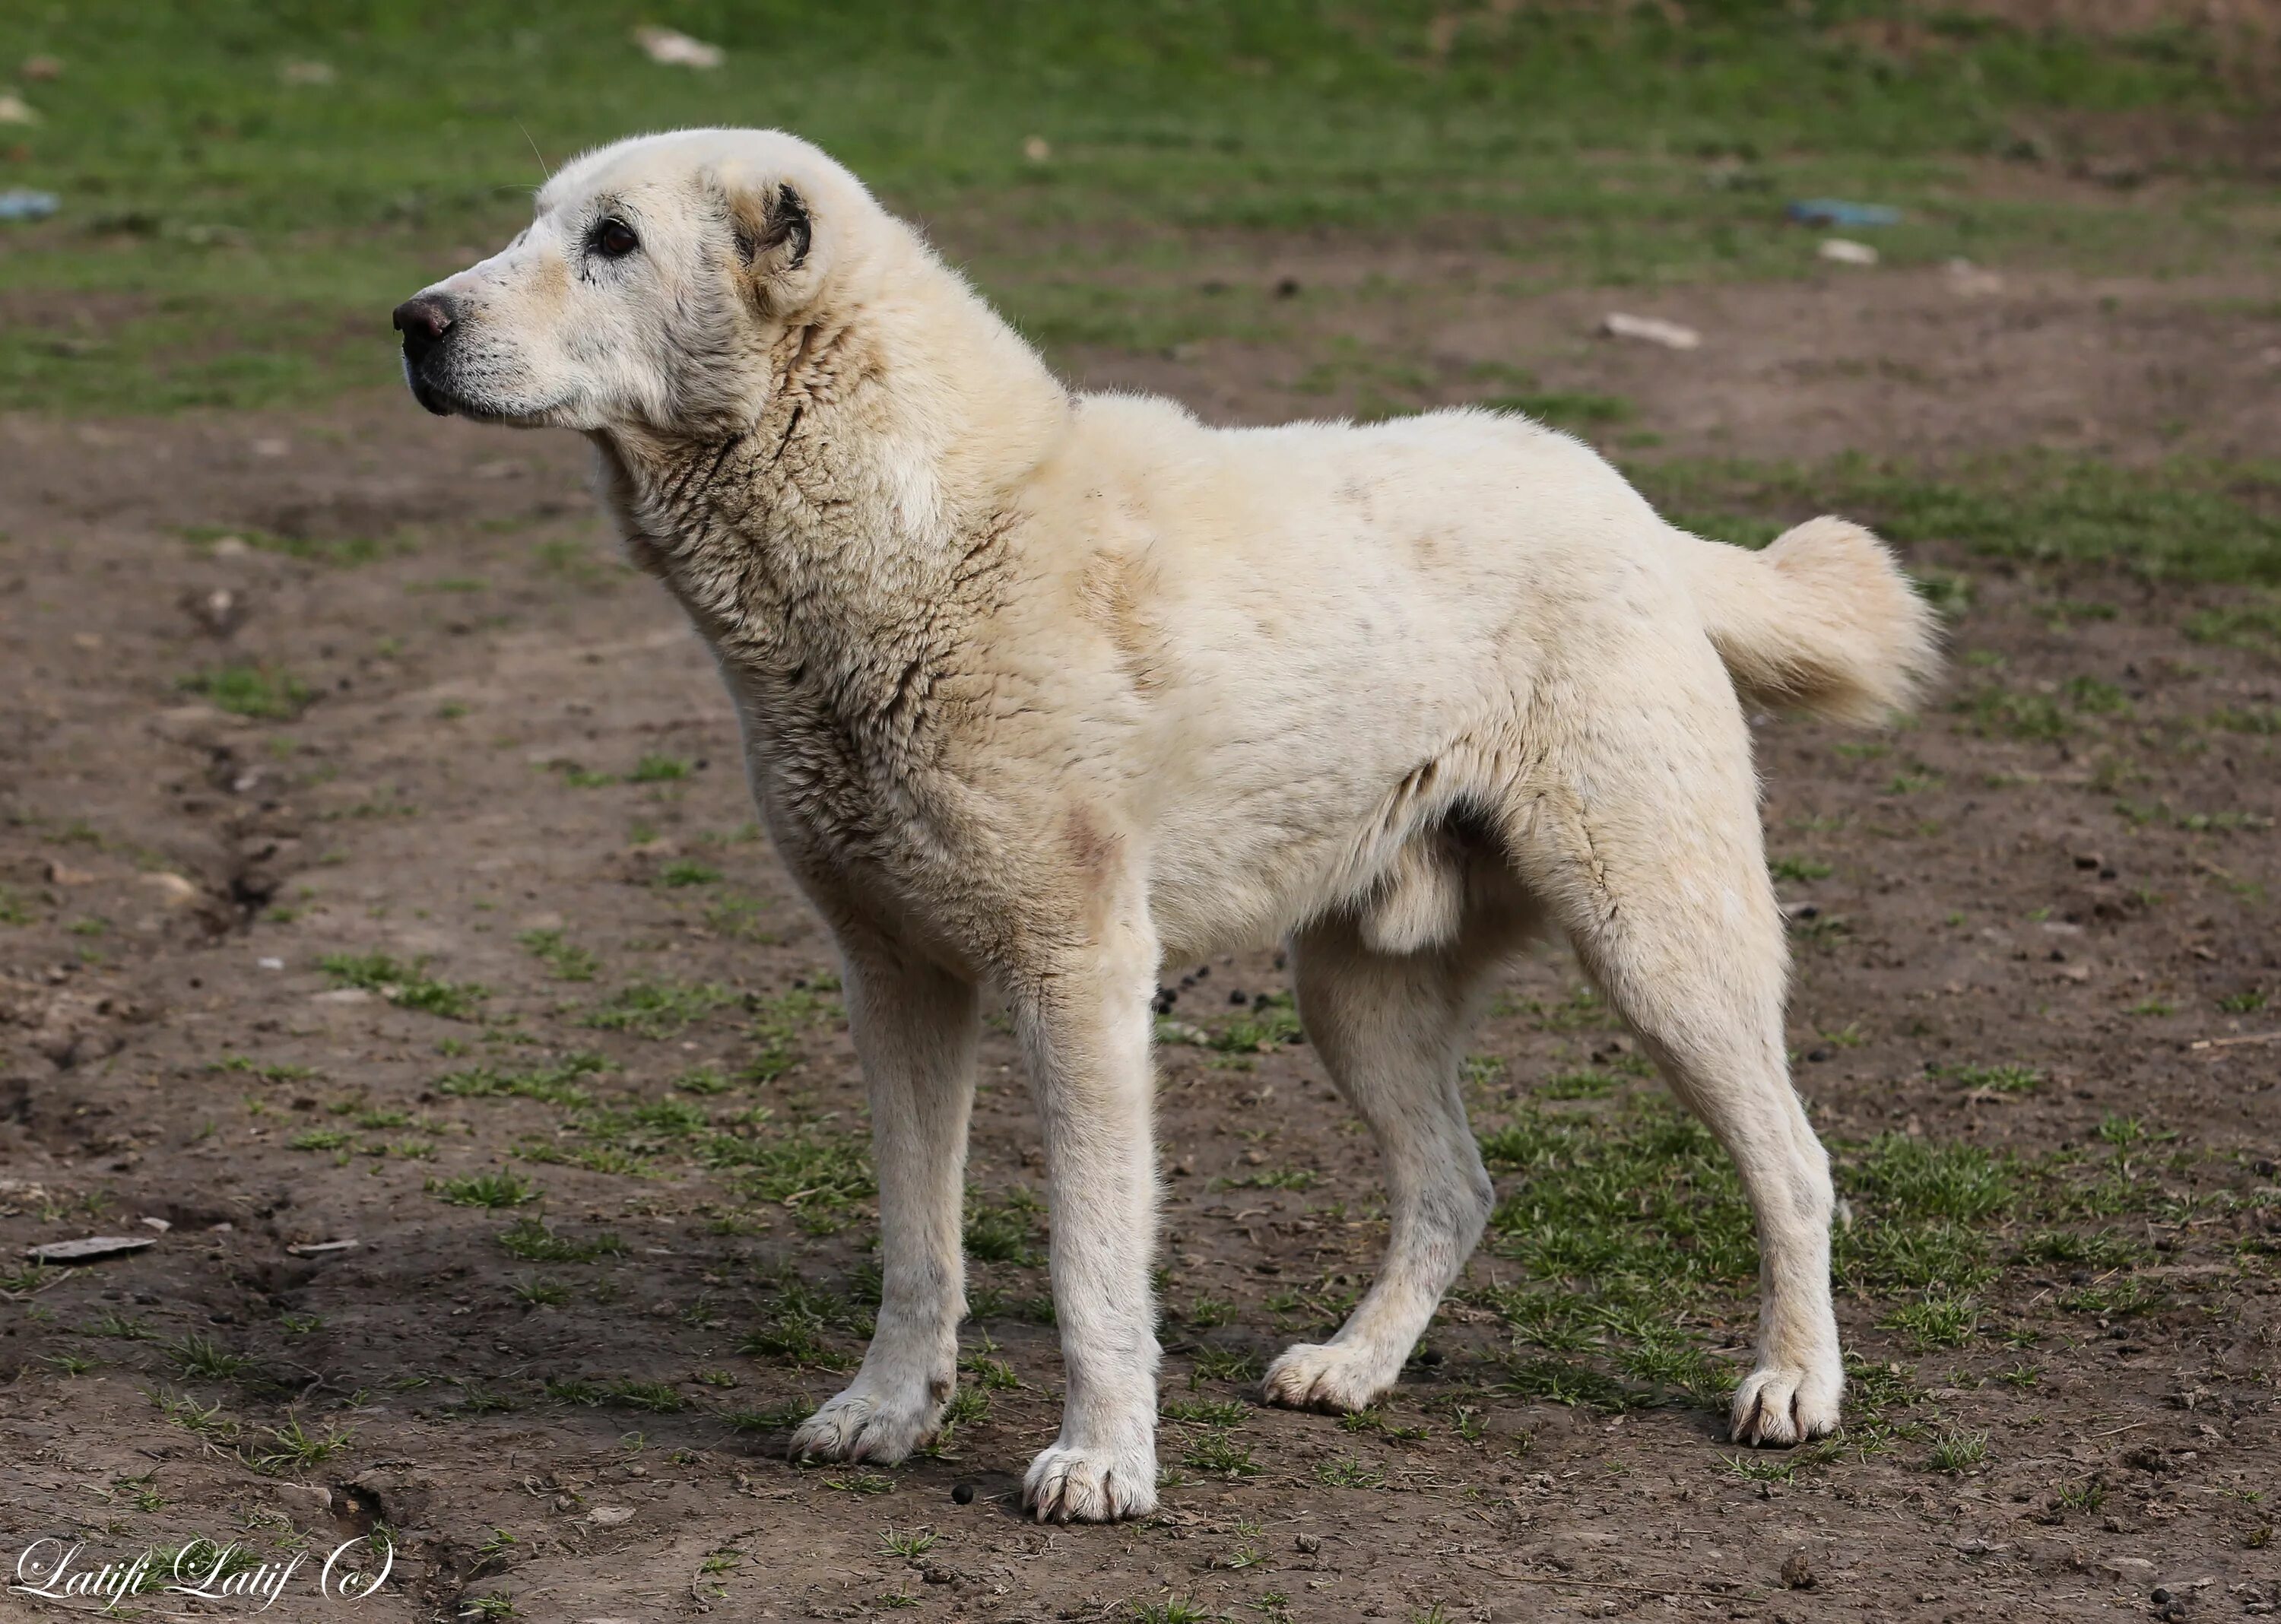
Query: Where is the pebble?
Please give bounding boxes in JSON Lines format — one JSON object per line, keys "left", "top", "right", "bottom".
{"left": 951, "top": 1482, "right": 974, "bottom": 1505}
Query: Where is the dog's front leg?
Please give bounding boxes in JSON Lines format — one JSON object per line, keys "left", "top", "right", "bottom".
{"left": 789, "top": 935, "right": 978, "bottom": 1465}
{"left": 1011, "top": 906, "right": 1162, "bottom": 1523}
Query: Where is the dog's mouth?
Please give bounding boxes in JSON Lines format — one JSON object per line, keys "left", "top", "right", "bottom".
{"left": 407, "top": 370, "right": 458, "bottom": 418}
{"left": 403, "top": 359, "right": 528, "bottom": 425}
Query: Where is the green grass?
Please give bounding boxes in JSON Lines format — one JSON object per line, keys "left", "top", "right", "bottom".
{"left": 585, "top": 980, "right": 736, "bottom": 1039}
{"left": 179, "top": 664, "right": 312, "bottom": 720}
{"left": 434, "top": 1169, "right": 538, "bottom": 1208}
{"left": 0, "top": 2, "right": 2259, "bottom": 414}
{"left": 496, "top": 1217, "right": 625, "bottom": 1262}
{"left": 319, "top": 951, "right": 488, "bottom": 1019}
{"left": 1472, "top": 1089, "right": 2226, "bottom": 1425}
{"left": 164, "top": 1334, "right": 252, "bottom": 1381}
{"left": 436, "top": 1054, "right": 608, "bottom": 1107}
{"left": 1636, "top": 453, "right": 2281, "bottom": 585}
{"left": 517, "top": 927, "right": 598, "bottom": 982}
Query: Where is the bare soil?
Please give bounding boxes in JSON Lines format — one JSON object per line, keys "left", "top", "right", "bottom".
{"left": 1, "top": 262, "right": 2276, "bottom": 1623}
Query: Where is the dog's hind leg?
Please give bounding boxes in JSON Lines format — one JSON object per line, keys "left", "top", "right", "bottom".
{"left": 789, "top": 930, "right": 979, "bottom": 1465}
{"left": 1264, "top": 877, "right": 1528, "bottom": 1413}
{"left": 1503, "top": 668, "right": 1843, "bottom": 1447}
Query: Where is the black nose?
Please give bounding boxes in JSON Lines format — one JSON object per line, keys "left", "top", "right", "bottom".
{"left": 392, "top": 293, "right": 457, "bottom": 362}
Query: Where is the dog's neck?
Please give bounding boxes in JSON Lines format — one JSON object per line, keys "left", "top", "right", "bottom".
{"left": 588, "top": 243, "right": 1066, "bottom": 786}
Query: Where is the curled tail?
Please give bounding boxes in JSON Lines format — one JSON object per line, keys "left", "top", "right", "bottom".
{"left": 1684, "top": 515, "right": 1940, "bottom": 727}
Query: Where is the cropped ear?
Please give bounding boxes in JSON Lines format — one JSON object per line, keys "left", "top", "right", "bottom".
{"left": 725, "top": 179, "right": 817, "bottom": 315}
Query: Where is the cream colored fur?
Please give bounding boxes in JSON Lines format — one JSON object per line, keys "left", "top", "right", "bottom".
{"left": 399, "top": 128, "right": 1940, "bottom": 1524}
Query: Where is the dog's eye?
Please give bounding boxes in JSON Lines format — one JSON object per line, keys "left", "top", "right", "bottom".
{"left": 592, "top": 218, "right": 639, "bottom": 259}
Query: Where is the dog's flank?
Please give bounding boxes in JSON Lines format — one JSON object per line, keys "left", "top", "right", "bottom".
{"left": 395, "top": 127, "right": 1939, "bottom": 1523}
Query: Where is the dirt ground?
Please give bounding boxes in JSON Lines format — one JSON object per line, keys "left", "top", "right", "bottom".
{"left": 1, "top": 252, "right": 2276, "bottom": 1624}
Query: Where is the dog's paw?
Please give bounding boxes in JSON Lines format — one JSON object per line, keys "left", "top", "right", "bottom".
{"left": 1729, "top": 1355, "right": 1844, "bottom": 1448}
{"left": 1022, "top": 1440, "right": 1157, "bottom": 1523}
{"left": 788, "top": 1382, "right": 940, "bottom": 1465}
{"left": 1261, "top": 1340, "right": 1398, "bottom": 1415}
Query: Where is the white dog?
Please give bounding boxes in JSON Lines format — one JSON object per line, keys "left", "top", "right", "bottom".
{"left": 395, "top": 128, "right": 1937, "bottom": 1522}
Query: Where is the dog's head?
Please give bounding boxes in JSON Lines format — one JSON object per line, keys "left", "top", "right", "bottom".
{"left": 392, "top": 129, "right": 877, "bottom": 433}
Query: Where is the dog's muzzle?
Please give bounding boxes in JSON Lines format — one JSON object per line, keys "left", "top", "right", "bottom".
{"left": 392, "top": 293, "right": 462, "bottom": 416}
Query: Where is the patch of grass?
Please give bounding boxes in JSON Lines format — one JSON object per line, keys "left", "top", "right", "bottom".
{"left": 437, "top": 1052, "right": 609, "bottom": 1107}
{"left": 433, "top": 1170, "right": 538, "bottom": 1209}
{"left": 1770, "top": 855, "right": 1833, "bottom": 883}
{"left": 965, "top": 1189, "right": 1045, "bottom": 1266}
{"left": 182, "top": 524, "right": 397, "bottom": 566}
{"left": 8, "top": 0, "right": 2256, "bottom": 415}
{"left": 1538, "top": 1069, "right": 1618, "bottom": 1101}
{"left": 1638, "top": 455, "right": 2281, "bottom": 585}
{"left": 822, "top": 1471, "right": 895, "bottom": 1496}
{"left": 703, "top": 1116, "right": 874, "bottom": 1216}
{"left": 179, "top": 664, "right": 312, "bottom": 720}
{"left": 1189, "top": 1346, "right": 1262, "bottom": 1385}
{"left": 84, "top": 1311, "right": 151, "bottom": 1340}
{"left": 658, "top": 858, "right": 724, "bottom": 889}
{"left": 1162, "top": 1397, "right": 1247, "bottom": 1426}
{"left": 154, "top": 1390, "right": 241, "bottom": 1442}
{"left": 1927, "top": 1428, "right": 1991, "bottom": 1473}
{"left": 1720, "top": 1451, "right": 1796, "bottom": 1484}
{"left": 604, "top": 1379, "right": 687, "bottom": 1414}
{"left": 2185, "top": 596, "right": 2281, "bottom": 651}
{"left": 212, "top": 1054, "right": 322, "bottom": 1081}
{"left": 1480, "top": 388, "right": 1633, "bottom": 430}
{"left": 246, "top": 1416, "right": 354, "bottom": 1475}
{"left": 629, "top": 754, "right": 692, "bottom": 782}
{"left": 1131, "top": 1600, "right": 1217, "bottom": 1624}
{"left": 1182, "top": 1429, "right": 1261, "bottom": 1479}
{"left": 511, "top": 1276, "right": 569, "bottom": 1308}
{"left": 518, "top": 928, "right": 598, "bottom": 982}
{"left": 319, "top": 952, "right": 487, "bottom": 1019}
{"left": 1880, "top": 1294, "right": 1981, "bottom": 1350}
{"left": 743, "top": 983, "right": 844, "bottom": 1082}
{"left": 1951, "top": 1062, "right": 2044, "bottom": 1095}
{"left": 1964, "top": 685, "right": 2070, "bottom": 741}
{"left": 882, "top": 1527, "right": 938, "bottom": 1559}
{"left": 703, "top": 892, "right": 781, "bottom": 944}
{"left": 1313, "top": 1454, "right": 1385, "bottom": 1489}
{"left": 164, "top": 1334, "right": 251, "bottom": 1381}
{"left": 1476, "top": 1102, "right": 2034, "bottom": 1410}
{"left": 585, "top": 980, "right": 737, "bottom": 1039}
{"left": 1179, "top": 1297, "right": 1239, "bottom": 1331}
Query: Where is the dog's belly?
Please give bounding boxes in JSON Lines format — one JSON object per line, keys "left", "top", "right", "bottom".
{"left": 1134, "top": 675, "right": 1503, "bottom": 964}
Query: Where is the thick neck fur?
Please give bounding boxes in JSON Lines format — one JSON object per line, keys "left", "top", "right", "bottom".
{"left": 588, "top": 230, "right": 1068, "bottom": 848}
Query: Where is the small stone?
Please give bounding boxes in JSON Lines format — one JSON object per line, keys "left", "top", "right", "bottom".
{"left": 950, "top": 1482, "right": 975, "bottom": 1505}
{"left": 137, "top": 872, "right": 202, "bottom": 908}
{"left": 2151, "top": 1588, "right": 2171, "bottom": 1604}
{"left": 1295, "top": 1532, "right": 1321, "bottom": 1553}
{"left": 1781, "top": 1550, "right": 1814, "bottom": 1590}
